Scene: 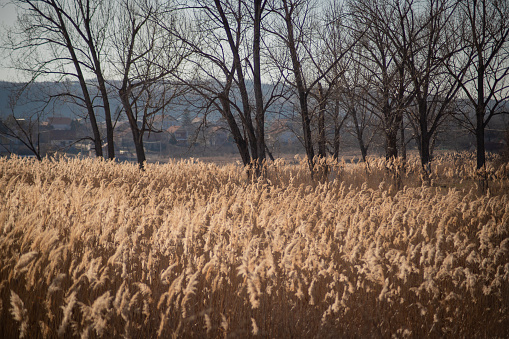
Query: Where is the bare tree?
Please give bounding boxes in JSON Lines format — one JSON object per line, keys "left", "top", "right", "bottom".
{"left": 319, "top": 3, "right": 377, "bottom": 162}
{"left": 448, "top": 0, "right": 509, "bottom": 170}
{"left": 269, "top": 0, "right": 315, "bottom": 172}
{"left": 268, "top": 0, "right": 357, "bottom": 177}
{"left": 206, "top": 0, "right": 263, "bottom": 167}
{"left": 74, "top": 0, "right": 116, "bottom": 159}
{"left": 347, "top": 0, "right": 417, "bottom": 161}
{"left": 312, "top": 0, "right": 350, "bottom": 160}
{"left": 252, "top": 0, "right": 268, "bottom": 161}
{"left": 6, "top": 0, "right": 116, "bottom": 159}
{"left": 0, "top": 83, "right": 45, "bottom": 160}
{"left": 400, "top": 0, "right": 461, "bottom": 170}
{"left": 111, "top": 0, "right": 188, "bottom": 169}
{"left": 169, "top": 0, "right": 282, "bottom": 174}
{"left": 337, "top": 56, "right": 378, "bottom": 162}
{"left": 167, "top": 1, "right": 252, "bottom": 166}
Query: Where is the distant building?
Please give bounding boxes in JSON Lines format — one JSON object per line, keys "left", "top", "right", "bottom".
{"left": 47, "top": 130, "right": 76, "bottom": 148}
{"left": 206, "top": 126, "right": 229, "bottom": 146}
{"left": 46, "top": 117, "right": 72, "bottom": 130}
{"left": 150, "top": 115, "right": 178, "bottom": 130}
{"left": 167, "top": 125, "right": 188, "bottom": 145}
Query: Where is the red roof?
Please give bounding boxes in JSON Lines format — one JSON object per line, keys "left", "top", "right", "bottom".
{"left": 167, "top": 125, "right": 182, "bottom": 133}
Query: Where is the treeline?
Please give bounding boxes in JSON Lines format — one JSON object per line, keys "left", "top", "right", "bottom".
{"left": 2, "top": 0, "right": 509, "bottom": 175}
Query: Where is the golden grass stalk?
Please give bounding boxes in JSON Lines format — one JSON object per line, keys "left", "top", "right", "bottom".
{"left": 9, "top": 291, "right": 28, "bottom": 338}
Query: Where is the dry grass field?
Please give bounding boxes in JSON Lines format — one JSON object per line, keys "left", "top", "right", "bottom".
{"left": 1, "top": 153, "right": 508, "bottom": 338}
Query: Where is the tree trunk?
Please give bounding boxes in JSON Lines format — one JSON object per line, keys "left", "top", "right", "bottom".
{"left": 355, "top": 125, "right": 368, "bottom": 162}
{"left": 386, "top": 132, "right": 398, "bottom": 160}
{"left": 420, "top": 132, "right": 431, "bottom": 169}
{"left": 72, "top": 71, "right": 103, "bottom": 157}
{"left": 332, "top": 99, "right": 341, "bottom": 160}
{"left": 383, "top": 100, "right": 398, "bottom": 159}
{"left": 476, "top": 100, "right": 488, "bottom": 192}
{"left": 236, "top": 67, "right": 258, "bottom": 161}
{"left": 219, "top": 93, "right": 251, "bottom": 166}
{"left": 476, "top": 107, "right": 486, "bottom": 170}
{"left": 359, "top": 139, "right": 368, "bottom": 162}
{"left": 132, "top": 127, "right": 146, "bottom": 169}
{"left": 253, "top": 0, "right": 265, "bottom": 163}
{"left": 213, "top": 0, "right": 258, "bottom": 162}
{"left": 419, "top": 100, "right": 431, "bottom": 170}
{"left": 476, "top": 63, "right": 486, "bottom": 170}
{"left": 351, "top": 107, "right": 367, "bottom": 162}
{"left": 96, "top": 74, "right": 115, "bottom": 160}
{"left": 317, "top": 83, "right": 327, "bottom": 158}
{"left": 82, "top": 8, "right": 115, "bottom": 160}
{"left": 283, "top": 0, "right": 315, "bottom": 175}
{"left": 400, "top": 116, "right": 406, "bottom": 160}
{"left": 55, "top": 8, "right": 103, "bottom": 157}
{"left": 333, "top": 126, "right": 340, "bottom": 160}
{"left": 120, "top": 87, "right": 145, "bottom": 169}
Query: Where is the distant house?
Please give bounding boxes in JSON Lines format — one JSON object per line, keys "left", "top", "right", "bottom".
{"left": 167, "top": 125, "right": 188, "bottom": 145}
{"left": 192, "top": 116, "right": 204, "bottom": 125}
{"left": 46, "top": 117, "right": 72, "bottom": 130}
{"left": 47, "top": 129, "right": 76, "bottom": 148}
{"left": 207, "top": 126, "right": 229, "bottom": 146}
{"left": 149, "top": 115, "right": 178, "bottom": 130}
{"left": 0, "top": 117, "right": 48, "bottom": 156}
{"left": 113, "top": 122, "right": 133, "bottom": 149}
{"left": 145, "top": 131, "right": 166, "bottom": 142}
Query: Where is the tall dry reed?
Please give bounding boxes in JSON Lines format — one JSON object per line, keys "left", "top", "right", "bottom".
{"left": 0, "top": 154, "right": 508, "bottom": 338}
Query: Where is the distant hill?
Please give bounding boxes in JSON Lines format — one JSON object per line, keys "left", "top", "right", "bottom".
{"left": 0, "top": 81, "right": 83, "bottom": 120}
{"left": 1, "top": 80, "right": 507, "bottom": 135}
{"left": 0, "top": 81, "right": 225, "bottom": 123}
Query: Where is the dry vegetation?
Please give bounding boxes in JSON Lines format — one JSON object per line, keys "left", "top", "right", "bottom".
{"left": 1, "top": 153, "right": 509, "bottom": 338}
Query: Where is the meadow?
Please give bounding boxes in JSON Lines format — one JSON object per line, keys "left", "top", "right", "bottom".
{"left": 0, "top": 153, "right": 508, "bottom": 338}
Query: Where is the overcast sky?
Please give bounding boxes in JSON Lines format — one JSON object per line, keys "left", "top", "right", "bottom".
{"left": 0, "top": 1, "right": 20, "bottom": 81}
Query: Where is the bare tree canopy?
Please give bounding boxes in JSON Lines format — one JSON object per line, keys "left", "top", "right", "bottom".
{"left": 2, "top": 0, "right": 508, "bottom": 176}
{"left": 5, "top": 0, "right": 118, "bottom": 159}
